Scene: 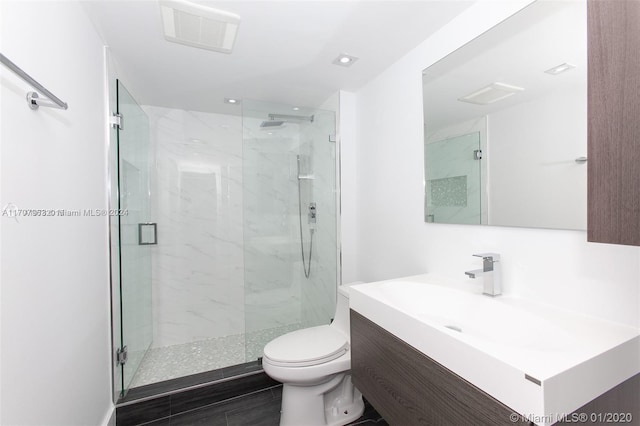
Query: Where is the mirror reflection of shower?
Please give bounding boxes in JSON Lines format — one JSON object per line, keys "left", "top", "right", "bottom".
{"left": 297, "top": 154, "right": 315, "bottom": 278}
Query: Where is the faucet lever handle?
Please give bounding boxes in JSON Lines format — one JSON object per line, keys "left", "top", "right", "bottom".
{"left": 472, "top": 253, "right": 500, "bottom": 262}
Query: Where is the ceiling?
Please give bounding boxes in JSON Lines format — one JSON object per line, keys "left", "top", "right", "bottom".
{"left": 82, "top": 0, "right": 474, "bottom": 114}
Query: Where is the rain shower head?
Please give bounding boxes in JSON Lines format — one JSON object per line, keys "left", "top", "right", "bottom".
{"left": 269, "top": 113, "right": 314, "bottom": 123}
{"left": 260, "top": 113, "right": 314, "bottom": 129}
{"left": 260, "top": 120, "right": 286, "bottom": 128}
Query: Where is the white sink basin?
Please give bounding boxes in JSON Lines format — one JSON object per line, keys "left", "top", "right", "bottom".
{"left": 350, "top": 274, "right": 640, "bottom": 426}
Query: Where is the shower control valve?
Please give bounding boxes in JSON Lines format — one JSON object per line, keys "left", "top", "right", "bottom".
{"left": 308, "top": 202, "right": 317, "bottom": 224}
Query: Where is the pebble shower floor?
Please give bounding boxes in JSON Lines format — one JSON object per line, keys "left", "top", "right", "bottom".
{"left": 130, "top": 324, "right": 300, "bottom": 387}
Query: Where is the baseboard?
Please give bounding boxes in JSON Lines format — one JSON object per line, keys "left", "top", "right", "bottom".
{"left": 101, "top": 404, "right": 116, "bottom": 426}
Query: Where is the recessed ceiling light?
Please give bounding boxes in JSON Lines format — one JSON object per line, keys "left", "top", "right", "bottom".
{"left": 224, "top": 97, "right": 240, "bottom": 104}
{"left": 333, "top": 53, "right": 359, "bottom": 67}
{"left": 159, "top": 0, "right": 240, "bottom": 54}
{"left": 544, "top": 63, "right": 576, "bottom": 75}
{"left": 292, "top": 107, "right": 300, "bottom": 111}
{"left": 458, "top": 82, "right": 524, "bottom": 105}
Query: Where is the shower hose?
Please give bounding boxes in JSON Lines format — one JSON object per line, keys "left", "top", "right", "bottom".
{"left": 297, "top": 156, "right": 313, "bottom": 278}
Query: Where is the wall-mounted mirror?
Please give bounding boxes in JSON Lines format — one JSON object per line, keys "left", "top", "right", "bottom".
{"left": 422, "top": 1, "right": 586, "bottom": 230}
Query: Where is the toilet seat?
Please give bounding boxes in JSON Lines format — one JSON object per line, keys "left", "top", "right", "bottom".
{"left": 263, "top": 325, "right": 348, "bottom": 367}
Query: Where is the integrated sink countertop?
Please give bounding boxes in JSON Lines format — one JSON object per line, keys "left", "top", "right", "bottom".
{"left": 350, "top": 274, "right": 640, "bottom": 426}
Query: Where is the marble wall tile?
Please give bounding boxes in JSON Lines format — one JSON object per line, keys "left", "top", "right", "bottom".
{"left": 144, "top": 106, "right": 245, "bottom": 348}
{"left": 242, "top": 116, "right": 302, "bottom": 333}
{"left": 241, "top": 108, "right": 337, "bottom": 333}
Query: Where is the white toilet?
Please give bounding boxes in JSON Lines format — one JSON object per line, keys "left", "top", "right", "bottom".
{"left": 262, "top": 285, "right": 365, "bottom": 426}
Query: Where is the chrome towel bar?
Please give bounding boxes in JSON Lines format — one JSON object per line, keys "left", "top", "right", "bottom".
{"left": 0, "top": 53, "right": 68, "bottom": 110}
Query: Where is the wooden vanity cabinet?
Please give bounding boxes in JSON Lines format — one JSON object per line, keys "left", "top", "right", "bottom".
{"left": 587, "top": 0, "right": 640, "bottom": 246}
{"left": 351, "top": 310, "right": 640, "bottom": 426}
{"left": 350, "top": 310, "right": 530, "bottom": 425}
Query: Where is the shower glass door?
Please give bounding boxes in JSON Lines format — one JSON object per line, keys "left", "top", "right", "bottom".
{"left": 114, "top": 80, "right": 153, "bottom": 396}
{"left": 242, "top": 99, "right": 337, "bottom": 360}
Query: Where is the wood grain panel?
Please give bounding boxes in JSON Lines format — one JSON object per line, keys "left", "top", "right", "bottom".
{"left": 350, "top": 310, "right": 529, "bottom": 426}
{"left": 587, "top": 0, "right": 640, "bottom": 246}
{"left": 556, "top": 373, "right": 640, "bottom": 426}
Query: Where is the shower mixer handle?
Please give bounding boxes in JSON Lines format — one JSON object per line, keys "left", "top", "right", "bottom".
{"left": 308, "top": 202, "right": 317, "bottom": 224}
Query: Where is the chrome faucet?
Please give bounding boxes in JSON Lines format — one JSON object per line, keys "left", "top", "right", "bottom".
{"left": 465, "top": 253, "right": 501, "bottom": 297}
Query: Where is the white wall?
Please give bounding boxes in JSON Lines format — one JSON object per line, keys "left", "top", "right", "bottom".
{"left": 0, "top": 1, "right": 113, "bottom": 425}
{"left": 339, "top": 91, "right": 359, "bottom": 284}
{"left": 346, "top": 0, "right": 640, "bottom": 329}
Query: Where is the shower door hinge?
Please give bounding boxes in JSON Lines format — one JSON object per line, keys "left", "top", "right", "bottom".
{"left": 110, "top": 113, "right": 123, "bottom": 130}
{"left": 328, "top": 133, "right": 337, "bottom": 143}
{"left": 473, "top": 149, "right": 482, "bottom": 160}
{"left": 116, "top": 346, "right": 128, "bottom": 366}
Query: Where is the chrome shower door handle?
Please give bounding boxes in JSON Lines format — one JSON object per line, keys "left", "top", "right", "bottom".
{"left": 138, "top": 223, "right": 158, "bottom": 245}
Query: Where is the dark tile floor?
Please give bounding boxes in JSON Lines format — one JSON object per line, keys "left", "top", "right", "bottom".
{"left": 140, "top": 386, "right": 388, "bottom": 426}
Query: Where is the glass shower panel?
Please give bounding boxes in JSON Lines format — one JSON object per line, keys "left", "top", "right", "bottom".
{"left": 424, "top": 132, "right": 482, "bottom": 224}
{"left": 298, "top": 108, "right": 337, "bottom": 329}
{"left": 242, "top": 100, "right": 337, "bottom": 361}
{"left": 116, "top": 80, "right": 153, "bottom": 395}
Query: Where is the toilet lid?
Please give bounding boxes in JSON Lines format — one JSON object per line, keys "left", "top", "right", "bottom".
{"left": 263, "top": 325, "right": 348, "bottom": 367}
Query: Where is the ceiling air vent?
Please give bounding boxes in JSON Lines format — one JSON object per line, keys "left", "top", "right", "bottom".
{"left": 159, "top": 0, "right": 240, "bottom": 54}
{"left": 458, "top": 82, "right": 524, "bottom": 105}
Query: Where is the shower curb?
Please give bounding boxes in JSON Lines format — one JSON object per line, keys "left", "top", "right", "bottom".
{"left": 116, "top": 363, "right": 277, "bottom": 426}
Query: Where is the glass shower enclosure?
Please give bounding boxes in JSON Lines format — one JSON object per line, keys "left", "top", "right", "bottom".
{"left": 110, "top": 88, "right": 338, "bottom": 398}
{"left": 110, "top": 80, "right": 154, "bottom": 397}
{"left": 242, "top": 100, "right": 338, "bottom": 360}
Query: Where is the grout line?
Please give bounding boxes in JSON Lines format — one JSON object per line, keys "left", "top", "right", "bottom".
{"left": 169, "top": 385, "right": 282, "bottom": 420}
{"left": 349, "top": 417, "right": 386, "bottom": 426}
{"left": 136, "top": 415, "right": 172, "bottom": 426}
